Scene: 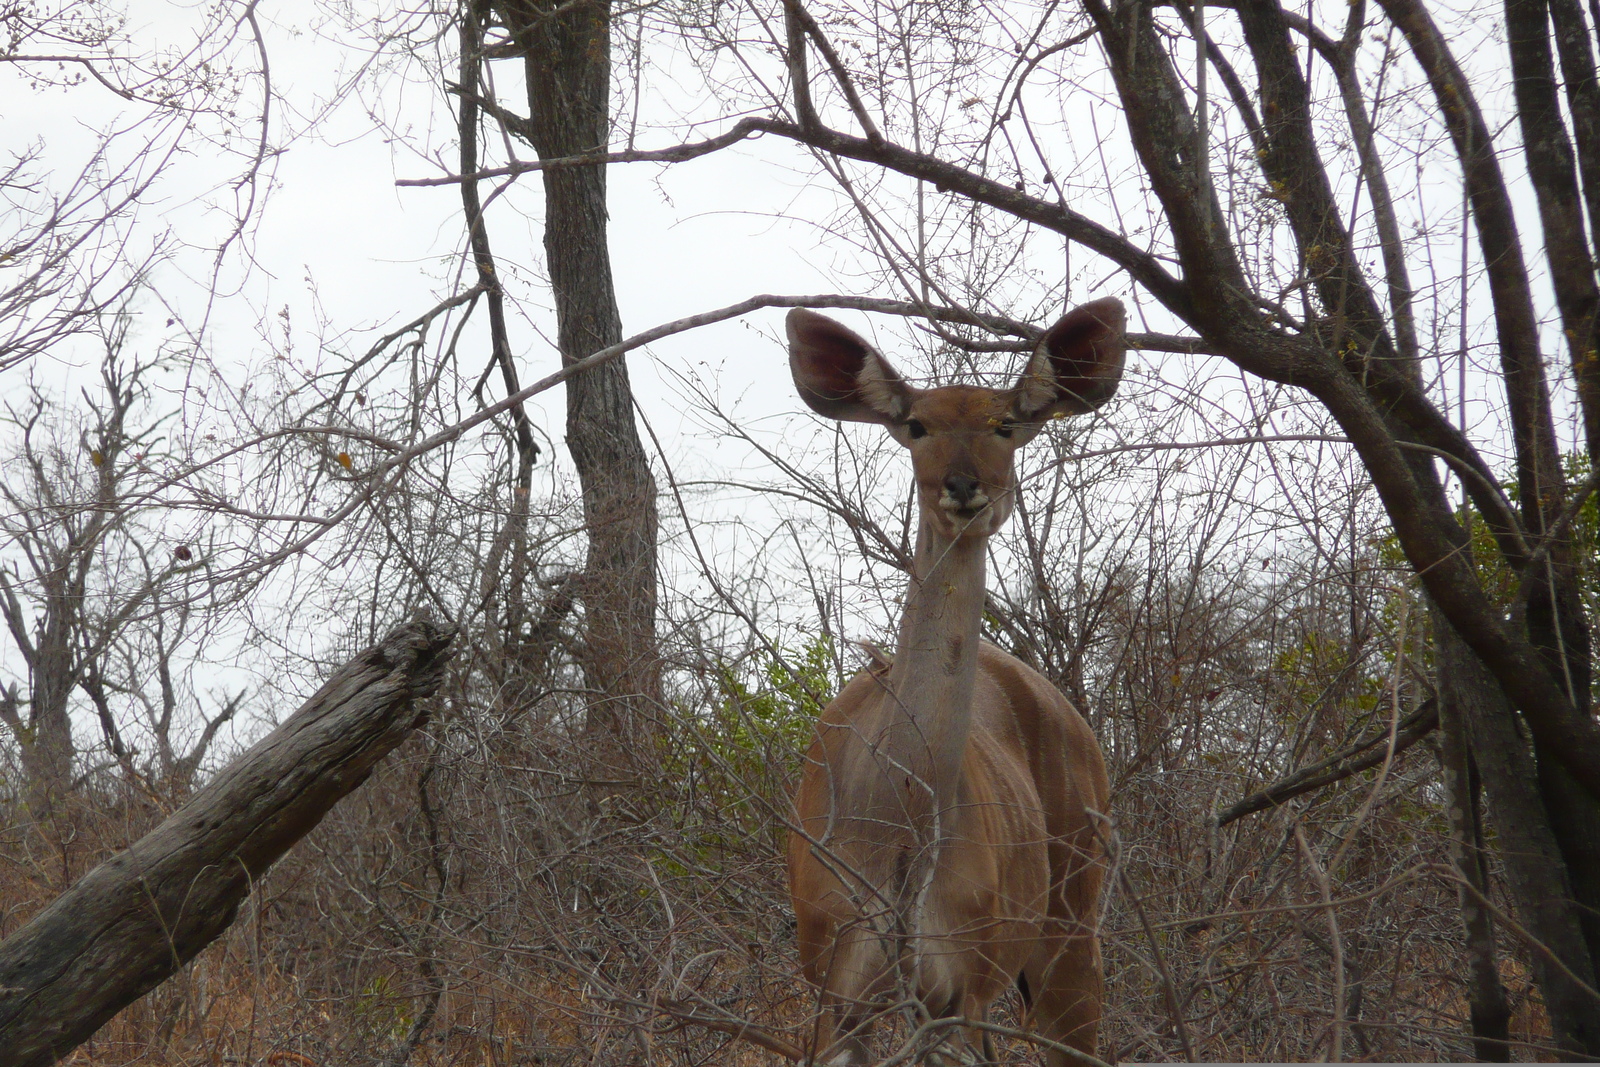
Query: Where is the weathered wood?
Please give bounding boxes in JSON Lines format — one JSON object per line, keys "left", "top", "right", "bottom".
{"left": 0, "top": 620, "right": 456, "bottom": 1067}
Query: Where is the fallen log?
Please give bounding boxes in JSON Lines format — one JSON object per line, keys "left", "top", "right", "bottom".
{"left": 0, "top": 619, "right": 456, "bottom": 1067}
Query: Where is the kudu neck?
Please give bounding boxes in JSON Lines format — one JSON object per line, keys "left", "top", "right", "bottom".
{"left": 884, "top": 518, "right": 989, "bottom": 810}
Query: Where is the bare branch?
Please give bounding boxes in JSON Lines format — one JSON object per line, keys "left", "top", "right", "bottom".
{"left": 1216, "top": 699, "right": 1438, "bottom": 827}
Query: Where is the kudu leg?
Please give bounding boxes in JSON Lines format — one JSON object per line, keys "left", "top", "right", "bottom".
{"left": 920, "top": 999, "right": 995, "bottom": 1067}
{"left": 806, "top": 926, "right": 889, "bottom": 1067}
{"left": 812, "top": 1007, "right": 873, "bottom": 1067}
{"left": 1024, "top": 937, "right": 1103, "bottom": 1064}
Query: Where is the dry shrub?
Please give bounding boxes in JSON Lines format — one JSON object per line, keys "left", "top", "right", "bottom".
{"left": 0, "top": 532, "right": 1565, "bottom": 1064}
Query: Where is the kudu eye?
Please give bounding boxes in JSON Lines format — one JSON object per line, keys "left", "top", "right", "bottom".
{"left": 906, "top": 419, "right": 928, "bottom": 439}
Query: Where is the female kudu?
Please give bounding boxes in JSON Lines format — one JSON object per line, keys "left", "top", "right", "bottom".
{"left": 786, "top": 299, "right": 1122, "bottom": 1065}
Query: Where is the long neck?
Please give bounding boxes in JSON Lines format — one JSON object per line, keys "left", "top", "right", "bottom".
{"left": 882, "top": 520, "right": 988, "bottom": 815}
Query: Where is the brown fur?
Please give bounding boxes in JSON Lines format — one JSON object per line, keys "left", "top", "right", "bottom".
{"left": 789, "top": 647, "right": 1110, "bottom": 1063}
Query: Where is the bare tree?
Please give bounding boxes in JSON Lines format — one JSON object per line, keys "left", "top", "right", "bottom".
{"left": 2, "top": 0, "right": 277, "bottom": 367}
{"left": 0, "top": 325, "right": 246, "bottom": 824}
{"left": 455, "top": 0, "right": 663, "bottom": 772}
{"left": 0, "top": 343, "right": 148, "bottom": 818}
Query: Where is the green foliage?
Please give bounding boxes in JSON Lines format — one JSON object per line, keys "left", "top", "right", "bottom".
{"left": 1374, "top": 450, "right": 1600, "bottom": 702}
{"left": 1273, "top": 632, "right": 1354, "bottom": 708}
{"left": 1558, "top": 450, "right": 1600, "bottom": 625}
{"left": 1377, "top": 451, "right": 1600, "bottom": 613}
{"left": 663, "top": 637, "right": 835, "bottom": 866}
{"left": 351, "top": 974, "right": 413, "bottom": 1043}
{"left": 711, "top": 637, "right": 833, "bottom": 773}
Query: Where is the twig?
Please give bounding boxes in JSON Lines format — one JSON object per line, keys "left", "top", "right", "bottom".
{"left": 396, "top": 118, "right": 774, "bottom": 186}
{"left": 1296, "top": 825, "right": 1346, "bottom": 1061}
{"left": 780, "top": 0, "right": 883, "bottom": 141}
{"left": 1215, "top": 698, "right": 1437, "bottom": 827}
{"left": 1097, "top": 824, "right": 1197, "bottom": 1060}
{"left": 874, "top": 1013, "right": 1115, "bottom": 1067}
{"left": 1329, "top": 601, "right": 1410, "bottom": 877}
{"left": 1511, "top": 463, "right": 1600, "bottom": 615}
{"left": 656, "top": 999, "right": 804, "bottom": 1060}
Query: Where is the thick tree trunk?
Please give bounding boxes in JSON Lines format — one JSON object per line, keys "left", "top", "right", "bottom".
{"left": 1435, "top": 614, "right": 1600, "bottom": 1058}
{"left": 1432, "top": 603, "right": 1513, "bottom": 1062}
{"left": 1505, "top": 0, "right": 1600, "bottom": 462}
{"left": 0, "top": 621, "right": 454, "bottom": 1067}
{"left": 500, "top": 0, "right": 662, "bottom": 769}
{"left": 0, "top": 566, "right": 85, "bottom": 824}
{"left": 19, "top": 623, "right": 74, "bottom": 819}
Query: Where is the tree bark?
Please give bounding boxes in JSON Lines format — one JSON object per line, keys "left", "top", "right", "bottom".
{"left": 0, "top": 620, "right": 455, "bottom": 1067}
{"left": 1502, "top": 0, "right": 1600, "bottom": 974}
{"left": 19, "top": 597, "right": 76, "bottom": 819}
{"left": 1505, "top": 0, "right": 1600, "bottom": 463}
{"left": 1546, "top": 0, "right": 1600, "bottom": 254}
{"left": 1435, "top": 613, "right": 1600, "bottom": 1058}
{"left": 1432, "top": 605, "right": 1513, "bottom": 1062}
{"left": 497, "top": 0, "right": 663, "bottom": 768}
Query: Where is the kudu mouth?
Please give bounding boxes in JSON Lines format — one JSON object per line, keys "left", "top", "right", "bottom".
{"left": 937, "top": 489, "right": 992, "bottom": 515}
{"left": 937, "top": 472, "right": 996, "bottom": 523}
{"left": 932, "top": 485, "right": 1012, "bottom": 538}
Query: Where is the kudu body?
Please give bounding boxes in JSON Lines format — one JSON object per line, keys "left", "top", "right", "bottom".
{"left": 785, "top": 300, "right": 1122, "bottom": 1065}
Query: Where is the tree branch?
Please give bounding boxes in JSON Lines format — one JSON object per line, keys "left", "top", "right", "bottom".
{"left": 656, "top": 998, "right": 804, "bottom": 1061}
{"left": 396, "top": 117, "right": 775, "bottom": 186}
{"left": 398, "top": 116, "right": 1190, "bottom": 318}
{"left": 780, "top": 0, "right": 883, "bottom": 142}
{"left": 1216, "top": 699, "right": 1438, "bottom": 827}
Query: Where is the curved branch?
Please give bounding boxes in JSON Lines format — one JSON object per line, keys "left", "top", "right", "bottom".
{"left": 398, "top": 116, "right": 1191, "bottom": 318}
{"left": 781, "top": 0, "right": 882, "bottom": 141}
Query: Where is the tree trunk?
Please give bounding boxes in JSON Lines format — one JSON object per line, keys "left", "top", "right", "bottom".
{"left": 0, "top": 620, "right": 454, "bottom": 1067}
{"left": 0, "top": 544, "right": 90, "bottom": 825}
{"left": 1432, "top": 603, "right": 1513, "bottom": 1062}
{"left": 1435, "top": 613, "right": 1600, "bottom": 1058}
{"left": 19, "top": 608, "right": 74, "bottom": 819}
{"left": 1502, "top": 0, "right": 1600, "bottom": 976}
{"left": 498, "top": 0, "right": 662, "bottom": 771}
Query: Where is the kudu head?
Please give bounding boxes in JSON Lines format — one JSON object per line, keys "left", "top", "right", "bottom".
{"left": 787, "top": 298, "right": 1127, "bottom": 541}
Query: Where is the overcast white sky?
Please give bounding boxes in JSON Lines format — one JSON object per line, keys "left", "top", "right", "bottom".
{"left": 5, "top": 0, "right": 862, "bottom": 458}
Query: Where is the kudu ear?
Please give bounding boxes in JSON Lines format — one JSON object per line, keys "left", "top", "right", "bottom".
{"left": 787, "top": 308, "right": 912, "bottom": 426}
{"left": 1011, "top": 297, "right": 1127, "bottom": 422}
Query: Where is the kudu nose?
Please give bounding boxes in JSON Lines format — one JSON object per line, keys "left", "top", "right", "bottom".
{"left": 943, "top": 473, "right": 982, "bottom": 509}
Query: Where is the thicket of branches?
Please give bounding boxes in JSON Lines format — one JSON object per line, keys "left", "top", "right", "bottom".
{"left": 3, "top": 0, "right": 1599, "bottom": 1060}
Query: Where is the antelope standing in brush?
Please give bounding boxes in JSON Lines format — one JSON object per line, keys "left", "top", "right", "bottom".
{"left": 785, "top": 300, "right": 1122, "bottom": 1065}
